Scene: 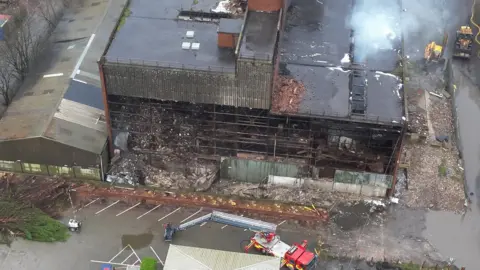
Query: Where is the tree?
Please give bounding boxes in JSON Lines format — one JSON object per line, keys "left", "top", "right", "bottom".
{"left": 0, "top": 63, "right": 14, "bottom": 106}
{"left": 0, "top": 12, "right": 41, "bottom": 81}
{"left": 37, "top": 0, "right": 71, "bottom": 30}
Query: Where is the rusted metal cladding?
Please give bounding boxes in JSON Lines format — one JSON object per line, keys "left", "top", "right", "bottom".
{"left": 102, "top": 60, "right": 273, "bottom": 109}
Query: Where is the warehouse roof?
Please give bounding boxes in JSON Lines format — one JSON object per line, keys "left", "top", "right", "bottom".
{"left": 105, "top": 0, "right": 257, "bottom": 71}
{"left": 163, "top": 245, "right": 281, "bottom": 270}
{"left": 0, "top": 0, "right": 118, "bottom": 155}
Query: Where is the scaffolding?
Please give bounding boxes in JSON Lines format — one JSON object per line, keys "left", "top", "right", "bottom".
{"left": 108, "top": 95, "right": 404, "bottom": 176}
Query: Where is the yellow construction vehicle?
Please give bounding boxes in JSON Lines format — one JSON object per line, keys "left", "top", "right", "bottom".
{"left": 453, "top": 25, "right": 474, "bottom": 59}
{"left": 424, "top": 41, "right": 444, "bottom": 62}
{"left": 424, "top": 32, "right": 448, "bottom": 64}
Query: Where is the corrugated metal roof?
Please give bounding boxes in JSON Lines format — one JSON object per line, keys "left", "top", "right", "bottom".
{"left": 163, "top": 245, "right": 281, "bottom": 270}
{"left": 43, "top": 99, "right": 107, "bottom": 154}
{"left": 0, "top": 74, "right": 68, "bottom": 140}
{"left": 0, "top": 4, "right": 109, "bottom": 154}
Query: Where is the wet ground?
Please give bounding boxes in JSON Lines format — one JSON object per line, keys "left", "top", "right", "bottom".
{"left": 400, "top": 0, "right": 480, "bottom": 268}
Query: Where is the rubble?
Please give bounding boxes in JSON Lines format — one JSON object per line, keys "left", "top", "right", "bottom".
{"left": 0, "top": 173, "right": 71, "bottom": 217}
{"left": 402, "top": 68, "right": 464, "bottom": 212}
{"left": 271, "top": 75, "right": 306, "bottom": 114}
{"left": 107, "top": 153, "right": 217, "bottom": 190}
{"left": 210, "top": 180, "right": 367, "bottom": 208}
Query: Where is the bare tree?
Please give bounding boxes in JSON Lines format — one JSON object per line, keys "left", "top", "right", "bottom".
{"left": 37, "top": 0, "right": 67, "bottom": 30}
{"left": 0, "top": 63, "right": 14, "bottom": 106}
{"left": 0, "top": 13, "right": 41, "bottom": 81}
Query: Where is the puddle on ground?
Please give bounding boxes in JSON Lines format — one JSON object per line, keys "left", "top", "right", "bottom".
{"left": 332, "top": 202, "right": 373, "bottom": 231}
{"left": 121, "top": 233, "right": 153, "bottom": 249}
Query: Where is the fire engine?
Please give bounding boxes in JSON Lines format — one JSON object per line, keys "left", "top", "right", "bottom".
{"left": 164, "top": 211, "right": 318, "bottom": 270}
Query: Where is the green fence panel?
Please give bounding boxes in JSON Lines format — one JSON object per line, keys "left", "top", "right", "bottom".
{"left": 220, "top": 158, "right": 302, "bottom": 183}
{"left": 47, "top": 165, "right": 74, "bottom": 177}
{"left": 73, "top": 167, "right": 101, "bottom": 180}
{"left": 0, "top": 160, "right": 16, "bottom": 172}
{"left": 21, "top": 163, "right": 49, "bottom": 175}
{"left": 334, "top": 170, "right": 393, "bottom": 188}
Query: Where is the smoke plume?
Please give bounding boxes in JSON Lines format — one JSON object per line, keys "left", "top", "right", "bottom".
{"left": 348, "top": 0, "right": 453, "bottom": 61}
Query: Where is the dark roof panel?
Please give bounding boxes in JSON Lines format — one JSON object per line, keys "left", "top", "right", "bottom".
{"left": 64, "top": 80, "right": 104, "bottom": 110}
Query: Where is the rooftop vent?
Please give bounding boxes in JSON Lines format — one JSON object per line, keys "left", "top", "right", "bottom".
{"left": 178, "top": 10, "right": 232, "bottom": 22}
{"left": 349, "top": 69, "right": 367, "bottom": 115}
{"left": 182, "top": 42, "right": 191, "bottom": 50}
{"left": 186, "top": 30, "right": 195, "bottom": 38}
{"left": 191, "top": 43, "right": 200, "bottom": 50}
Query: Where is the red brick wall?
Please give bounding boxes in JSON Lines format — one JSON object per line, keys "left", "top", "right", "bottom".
{"left": 217, "top": 32, "right": 235, "bottom": 48}
{"left": 248, "top": 0, "right": 282, "bottom": 12}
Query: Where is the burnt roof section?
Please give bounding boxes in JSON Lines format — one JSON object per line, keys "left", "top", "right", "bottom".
{"left": 238, "top": 11, "right": 279, "bottom": 61}
{"left": 281, "top": 0, "right": 353, "bottom": 66}
{"left": 105, "top": 0, "right": 241, "bottom": 71}
{"left": 277, "top": 0, "right": 404, "bottom": 123}
{"left": 284, "top": 65, "right": 403, "bottom": 122}
{"left": 219, "top": 18, "right": 243, "bottom": 34}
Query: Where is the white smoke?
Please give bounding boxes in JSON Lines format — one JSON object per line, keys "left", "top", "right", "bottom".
{"left": 348, "top": 0, "right": 452, "bottom": 61}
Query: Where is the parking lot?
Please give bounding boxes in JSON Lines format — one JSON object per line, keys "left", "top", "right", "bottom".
{"left": 0, "top": 199, "right": 320, "bottom": 269}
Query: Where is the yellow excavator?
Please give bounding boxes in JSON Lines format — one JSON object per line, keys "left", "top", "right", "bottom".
{"left": 424, "top": 32, "right": 448, "bottom": 63}
{"left": 453, "top": 25, "right": 474, "bottom": 59}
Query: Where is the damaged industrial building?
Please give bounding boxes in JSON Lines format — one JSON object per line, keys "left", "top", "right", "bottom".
{"left": 99, "top": 0, "right": 406, "bottom": 197}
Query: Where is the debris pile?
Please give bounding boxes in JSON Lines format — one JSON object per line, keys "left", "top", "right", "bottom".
{"left": 271, "top": 76, "right": 306, "bottom": 114}
{"left": 0, "top": 173, "right": 71, "bottom": 244}
{"left": 211, "top": 180, "right": 365, "bottom": 208}
{"left": 108, "top": 153, "right": 218, "bottom": 189}
{"left": 401, "top": 69, "right": 464, "bottom": 212}
{"left": 406, "top": 88, "right": 428, "bottom": 136}
{"left": 0, "top": 173, "right": 70, "bottom": 216}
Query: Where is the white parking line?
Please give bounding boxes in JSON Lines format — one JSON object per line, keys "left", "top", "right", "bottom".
{"left": 71, "top": 33, "right": 95, "bottom": 78}
{"left": 74, "top": 198, "right": 99, "bottom": 213}
{"left": 200, "top": 222, "right": 207, "bottom": 227}
{"left": 108, "top": 245, "right": 128, "bottom": 262}
{"left": 116, "top": 203, "right": 141, "bottom": 216}
{"left": 43, "top": 73, "right": 63, "bottom": 78}
{"left": 121, "top": 253, "right": 134, "bottom": 264}
{"left": 180, "top": 208, "right": 203, "bottom": 223}
{"left": 150, "top": 246, "right": 164, "bottom": 266}
{"left": 137, "top": 205, "right": 161, "bottom": 219}
{"left": 90, "top": 260, "right": 132, "bottom": 267}
{"left": 222, "top": 215, "right": 243, "bottom": 229}
{"left": 158, "top": 207, "right": 182, "bottom": 222}
{"left": 95, "top": 200, "right": 119, "bottom": 215}
{"left": 277, "top": 220, "right": 286, "bottom": 226}
{"left": 84, "top": 198, "right": 100, "bottom": 208}
{"left": 73, "top": 78, "right": 87, "bottom": 84}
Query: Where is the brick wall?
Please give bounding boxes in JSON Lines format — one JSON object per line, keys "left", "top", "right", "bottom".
{"left": 248, "top": 0, "right": 283, "bottom": 12}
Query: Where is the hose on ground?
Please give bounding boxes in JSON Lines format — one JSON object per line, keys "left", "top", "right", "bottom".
{"left": 470, "top": 0, "right": 480, "bottom": 58}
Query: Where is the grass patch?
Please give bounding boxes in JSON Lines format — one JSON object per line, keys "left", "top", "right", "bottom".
{"left": 140, "top": 257, "right": 157, "bottom": 270}
{"left": 116, "top": 7, "right": 131, "bottom": 32}
{"left": 394, "top": 262, "right": 422, "bottom": 270}
{"left": 438, "top": 158, "right": 447, "bottom": 177}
